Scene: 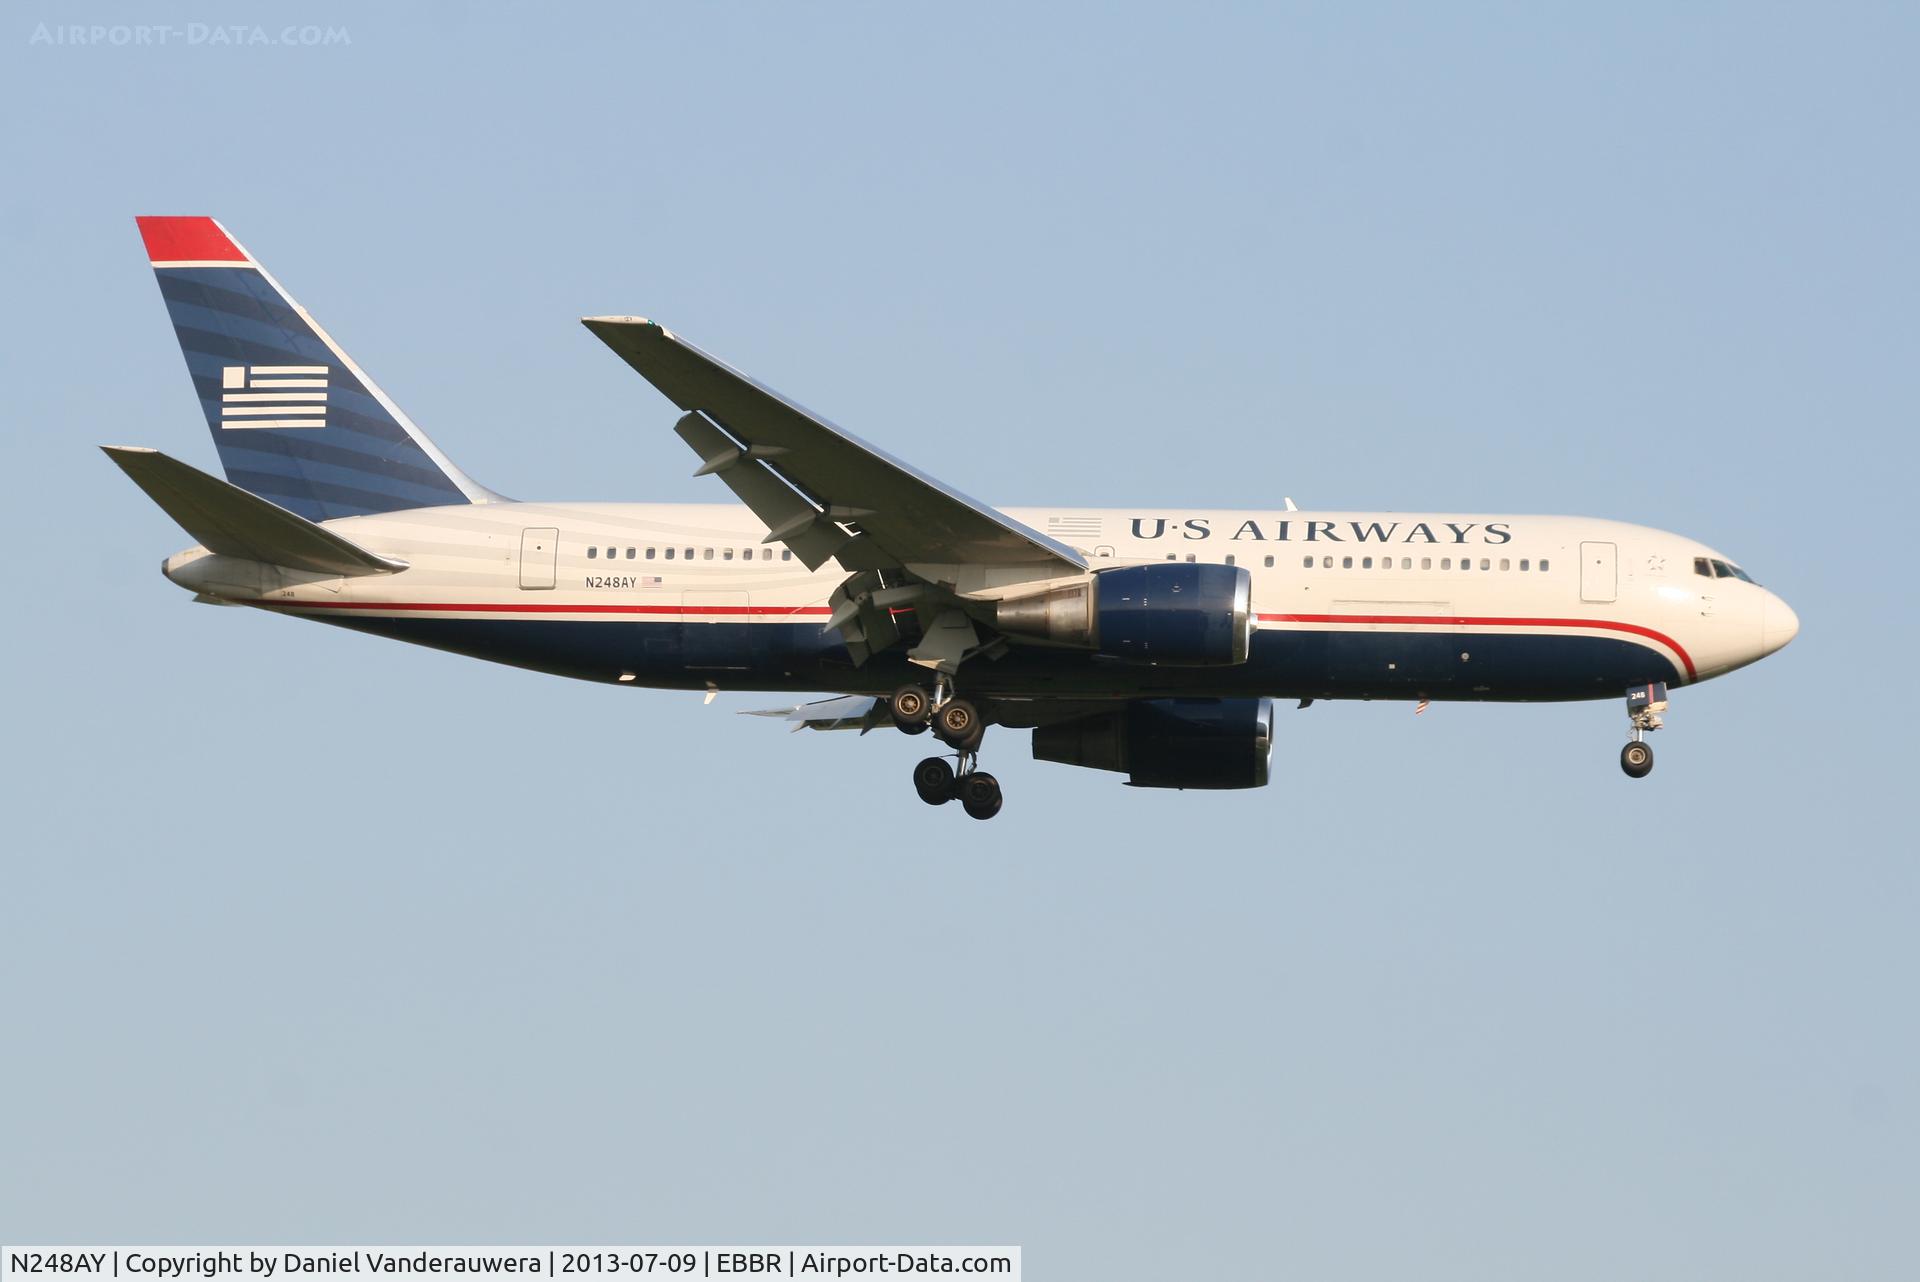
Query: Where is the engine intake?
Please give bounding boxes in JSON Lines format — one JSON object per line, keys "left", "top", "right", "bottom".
{"left": 1032, "top": 697, "right": 1275, "bottom": 790}
{"left": 994, "top": 563, "right": 1253, "bottom": 666}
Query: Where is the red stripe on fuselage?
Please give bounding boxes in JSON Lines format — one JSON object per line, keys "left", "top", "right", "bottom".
{"left": 245, "top": 599, "right": 833, "bottom": 617}
{"left": 1255, "top": 612, "right": 1696, "bottom": 681}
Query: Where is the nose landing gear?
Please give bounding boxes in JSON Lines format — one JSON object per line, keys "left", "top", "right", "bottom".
{"left": 1620, "top": 682, "right": 1667, "bottom": 778}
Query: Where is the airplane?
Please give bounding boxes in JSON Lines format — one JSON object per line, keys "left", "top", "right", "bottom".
{"left": 108, "top": 217, "right": 1800, "bottom": 820}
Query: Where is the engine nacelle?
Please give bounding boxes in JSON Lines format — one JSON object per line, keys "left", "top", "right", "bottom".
{"left": 1032, "top": 697, "right": 1275, "bottom": 789}
{"left": 993, "top": 562, "right": 1253, "bottom": 666}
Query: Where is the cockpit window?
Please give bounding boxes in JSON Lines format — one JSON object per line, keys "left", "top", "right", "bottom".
{"left": 1701, "top": 557, "right": 1758, "bottom": 584}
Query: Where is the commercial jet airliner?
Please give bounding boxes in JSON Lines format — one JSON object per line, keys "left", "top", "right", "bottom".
{"left": 110, "top": 217, "right": 1799, "bottom": 819}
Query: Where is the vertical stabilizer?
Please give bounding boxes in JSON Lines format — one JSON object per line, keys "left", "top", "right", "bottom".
{"left": 138, "top": 216, "right": 493, "bottom": 521}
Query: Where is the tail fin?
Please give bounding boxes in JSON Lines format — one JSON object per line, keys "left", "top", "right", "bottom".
{"left": 136, "top": 216, "right": 493, "bottom": 522}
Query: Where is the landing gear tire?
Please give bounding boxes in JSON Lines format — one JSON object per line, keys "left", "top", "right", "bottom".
{"left": 1621, "top": 741, "right": 1654, "bottom": 779}
{"left": 891, "top": 685, "right": 931, "bottom": 723}
{"left": 934, "top": 698, "right": 980, "bottom": 748}
{"left": 913, "top": 756, "right": 956, "bottom": 805}
{"left": 959, "top": 771, "right": 1003, "bottom": 820}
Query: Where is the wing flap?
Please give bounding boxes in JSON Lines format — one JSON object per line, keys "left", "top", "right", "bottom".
{"left": 671, "top": 411, "right": 882, "bottom": 571}
{"left": 742, "top": 694, "right": 886, "bottom": 733}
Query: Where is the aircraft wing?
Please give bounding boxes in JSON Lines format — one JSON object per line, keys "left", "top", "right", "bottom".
{"left": 582, "top": 317, "right": 1085, "bottom": 575}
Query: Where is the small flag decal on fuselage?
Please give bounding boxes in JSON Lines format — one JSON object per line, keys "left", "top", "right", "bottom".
{"left": 220, "top": 365, "right": 327, "bottom": 429}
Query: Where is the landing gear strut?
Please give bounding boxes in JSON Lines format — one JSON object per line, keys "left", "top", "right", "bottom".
{"left": 1620, "top": 682, "right": 1666, "bottom": 779}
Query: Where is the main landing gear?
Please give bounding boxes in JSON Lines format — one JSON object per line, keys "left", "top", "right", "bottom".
{"left": 1620, "top": 682, "right": 1667, "bottom": 779}
{"left": 896, "top": 682, "right": 1001, "bottom": 819}
{"left": 911, "top": 752, "right": 1003, "bottom": 819}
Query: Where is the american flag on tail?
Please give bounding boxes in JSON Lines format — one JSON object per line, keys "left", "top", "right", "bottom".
{"left": 219, "top": 364, "right": 328, "bottom": 429}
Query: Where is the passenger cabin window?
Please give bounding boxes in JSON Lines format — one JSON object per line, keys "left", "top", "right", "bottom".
{"left": 1342, "top": 556, "right": 1353, "bottom": 569}
{"left": 1539, "top": 559, "right": 1550, "bottom": 572}
{"left": 781, "top": 550, "right": 793, "bottom": 562}
{"left": 665, "top": 548, "right": 675, "bottom": 560}
{"left": 1225, "top": 555, "right": 1235, "bottom": 566}
{"left": 1265, "top": 555, "right": 1275, "bottom": 568}
{"left": 646, "top": 547, "right": 656, "bottom": 559}
{"left": 1519, "top": 558, "right": 1529, "bottom": 571}
{"left": 723, "top": 548, "right": 734, "bottom": 560}
{"left": 587, "top": 547, "right": 597, "bottom": 559}
{"left": 1302, "top": 556, "right": 1313, "bottom": 569}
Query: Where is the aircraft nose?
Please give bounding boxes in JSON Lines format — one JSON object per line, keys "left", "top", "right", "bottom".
{"left": 1761, "top": 591, "right": 1800, "bottom": 656}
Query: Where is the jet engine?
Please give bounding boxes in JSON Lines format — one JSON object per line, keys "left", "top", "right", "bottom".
{"left": 1032, "top": 697, "right": 1275, "bottom": 789}
{"left": 993, "top": 563, "right": 1253, "bottom": 666}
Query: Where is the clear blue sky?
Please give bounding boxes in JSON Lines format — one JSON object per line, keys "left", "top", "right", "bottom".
{"left": 3, "top": 2, "right": 1915, "bottom": 1276}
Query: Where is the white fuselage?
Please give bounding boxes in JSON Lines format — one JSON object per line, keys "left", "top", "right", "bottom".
{"left": 162, "top": 502, "right": 1798, "bottom": 703}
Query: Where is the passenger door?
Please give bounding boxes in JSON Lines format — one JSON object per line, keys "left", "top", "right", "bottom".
{"left": 1579, "top": 541, "right": 1617, "bottom": 603}
{"left": 519, "top": 527, "right": 558, "bottom": 590}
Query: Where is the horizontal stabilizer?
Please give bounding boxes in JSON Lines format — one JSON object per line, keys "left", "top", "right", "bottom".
{"left": 102, "top": 446, "right": 408, "bottom": 577}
